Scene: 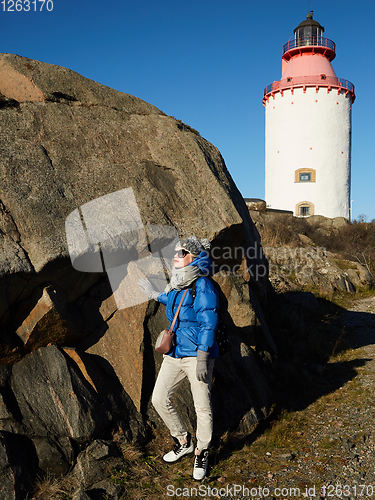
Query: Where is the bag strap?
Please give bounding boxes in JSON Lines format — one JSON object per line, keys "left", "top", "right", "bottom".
{"left": 169, "top": 289, "right": 188, "bottom": 333}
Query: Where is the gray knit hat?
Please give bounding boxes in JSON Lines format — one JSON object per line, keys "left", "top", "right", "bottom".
{"left": 178, "top": 236, "right": 211, "bottom": 257}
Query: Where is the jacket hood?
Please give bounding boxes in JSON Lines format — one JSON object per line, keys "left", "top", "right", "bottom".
{"left": 189, "top": 251, "right": 212, "bottom": 276}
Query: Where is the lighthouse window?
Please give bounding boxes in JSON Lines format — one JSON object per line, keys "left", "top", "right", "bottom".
{"left": 295, "top": 168, "right": 316, "bottom": 183}
{"left": 299, "top": 173, "right": 311, "bottom": 182}
{"left": 296, "top": 201, "right": 315, "bottom": 217}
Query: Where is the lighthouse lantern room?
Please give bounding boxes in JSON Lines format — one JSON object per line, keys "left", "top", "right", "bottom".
{"left": 263, "top": 12, "right": 355, "bottom": 219}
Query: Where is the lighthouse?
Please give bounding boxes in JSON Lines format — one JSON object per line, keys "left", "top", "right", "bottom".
{"left": 263, "top": 12, "right": 355, "bottom": 219}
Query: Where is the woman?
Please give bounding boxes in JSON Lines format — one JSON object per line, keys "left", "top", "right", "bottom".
{"left": 139, "top": 236, "right": 219, "bottom": 481}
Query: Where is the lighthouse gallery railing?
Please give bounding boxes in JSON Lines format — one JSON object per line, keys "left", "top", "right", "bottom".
{"left": 263, "top": 75, "right": 355, "bottom": 99}
{"left": 283, "top": 36, "right": 335, "bottom": 53}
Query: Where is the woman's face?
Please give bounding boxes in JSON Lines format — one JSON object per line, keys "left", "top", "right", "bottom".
{"left": 174, "top": 247, "right": 194, "bottom": 268}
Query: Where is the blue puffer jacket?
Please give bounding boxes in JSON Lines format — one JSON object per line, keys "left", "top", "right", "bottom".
{"left": 157, "top": 252, "right": 219, "bottom": 358}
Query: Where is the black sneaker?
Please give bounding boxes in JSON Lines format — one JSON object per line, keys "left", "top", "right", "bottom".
{"left": 193, "top": 449, "right": 209, "bottom": 480}
{"left": 162, "top": 433, "right": 194, "bottom": 463}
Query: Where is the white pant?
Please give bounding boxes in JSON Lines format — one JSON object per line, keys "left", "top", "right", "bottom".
{"left": 152, "top": 355, "right": 215, "bottom": 451}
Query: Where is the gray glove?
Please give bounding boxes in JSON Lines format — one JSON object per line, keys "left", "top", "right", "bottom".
{"left": 138, "top": 278, "right": 160, "bottom": 301}
{"left": 196, "top": 350, "right": 209, "bottom": 382}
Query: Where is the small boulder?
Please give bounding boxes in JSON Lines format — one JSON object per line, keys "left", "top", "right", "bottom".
{"left": 10, "top": 345, "right": 111, "bottom": 443}
{"left": 32, "top": 437, "right": 70, "bottom": 476}
{"left": 15, "top": 285, "right": 83, "bottom": 351}
{"left": 73, "top": 440, "right": 123, "bottom": 489}
{"left": 88, "top": 480, "right": 125, "bottom": 500}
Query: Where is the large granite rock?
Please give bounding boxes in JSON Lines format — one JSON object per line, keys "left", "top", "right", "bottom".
{"left": 0, "top": 53, "right": 275, "bottom": 495}
{"left": 0, "top": 53, "right": 250, "bottom": 277}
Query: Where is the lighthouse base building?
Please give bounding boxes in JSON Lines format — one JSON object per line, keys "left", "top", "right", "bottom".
{"left": 263, "top": 13, "right": 355, "bottom": 219}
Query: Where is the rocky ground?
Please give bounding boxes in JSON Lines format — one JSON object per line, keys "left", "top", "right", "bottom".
{"left": 205, "top": 295, "right": 375, "bottom": 500}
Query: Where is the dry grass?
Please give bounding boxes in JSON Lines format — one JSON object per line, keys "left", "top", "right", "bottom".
{"left": 30, "top": 473, "right": 79, "bottom": 500}
{"left": 260, "top": 215, "right": 375, "bottom": 279}
{"left": 114, "top": 440, "right": 144, "bottom": 463}
{"left": 260, "top": 214, "right": 311, "bottom": 248}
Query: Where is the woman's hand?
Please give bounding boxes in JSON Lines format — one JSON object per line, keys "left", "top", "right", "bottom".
{"left": 138, "top": 278, "right": 160, "bottom": 301}
{"left": 196, "top": 350, "right": 209, "bottom": 382}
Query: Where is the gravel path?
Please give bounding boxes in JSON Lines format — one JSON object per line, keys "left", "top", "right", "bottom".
{"left": 235, "top": 296, "right": 375, "bottom": 499}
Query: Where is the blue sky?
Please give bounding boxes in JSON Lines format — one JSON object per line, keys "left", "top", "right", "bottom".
{"left": 1, "top": 0, "right": 374, "bottom": 221}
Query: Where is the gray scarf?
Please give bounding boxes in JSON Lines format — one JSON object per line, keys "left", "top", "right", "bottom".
{"left": 164, "top": 265, "right": 202, "bottom": 295}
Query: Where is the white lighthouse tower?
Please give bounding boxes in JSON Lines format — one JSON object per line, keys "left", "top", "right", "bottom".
{"left": 263, "top": 12, "right": 355, "bottom": 219}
